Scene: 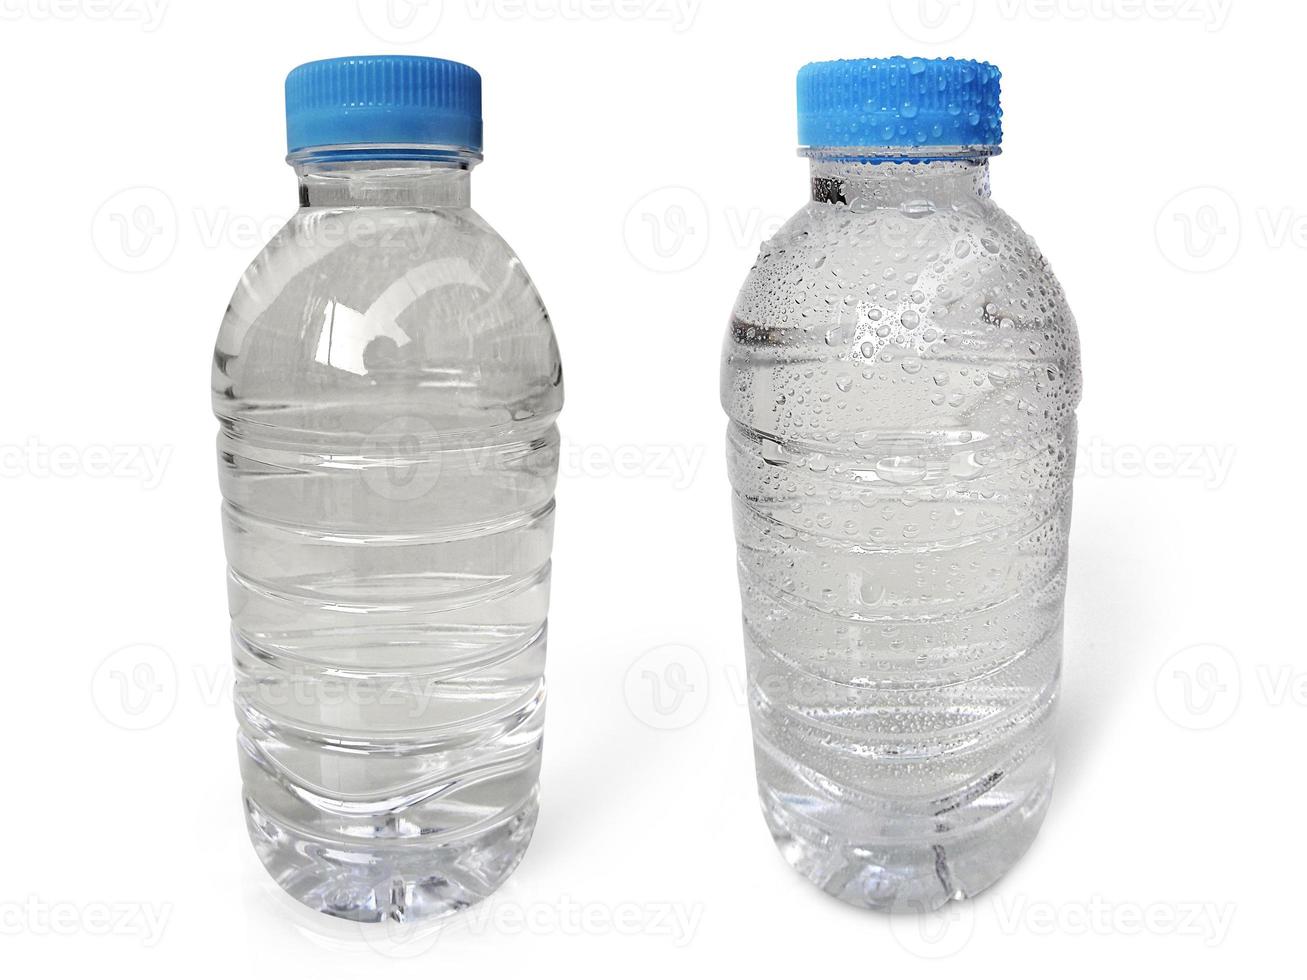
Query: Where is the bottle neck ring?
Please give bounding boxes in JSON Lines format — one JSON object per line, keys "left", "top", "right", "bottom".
{"left": 803, "top": 148, "right": 994, "bottom": 208}
{"left": 289, "top": 147, "right": 478, "bottom": 208}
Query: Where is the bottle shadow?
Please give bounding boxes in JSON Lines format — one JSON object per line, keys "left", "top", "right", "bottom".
{"left": 1054, "top": 504, "right": 1162, "bottom": 797}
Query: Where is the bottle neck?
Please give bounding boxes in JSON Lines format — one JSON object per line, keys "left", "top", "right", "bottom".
{"left": 804, "top": 148, "right": 993, "bottom": 210}
{"left": 290, "top": 150, "right": 478, "bottom": 208}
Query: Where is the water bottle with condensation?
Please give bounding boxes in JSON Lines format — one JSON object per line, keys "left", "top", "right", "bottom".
{"left": 213, "top": 56, "right": 562, "bottom": 922}
{"left": 722, "top": 58, "right": 1081, "bottom": 911}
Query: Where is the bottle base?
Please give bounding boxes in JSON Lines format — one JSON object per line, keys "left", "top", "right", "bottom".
{"left": 759, "top": 766, "right": 1053, "bottom": 912}
{"left": 243, "top": 795, "right": 538, "bottom": 923}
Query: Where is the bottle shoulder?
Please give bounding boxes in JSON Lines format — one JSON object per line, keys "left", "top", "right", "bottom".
{"left": 735, "top": 197, "right": 1074, "bottom": 326}
{"left": 220, "top": 205, "right": 546, "bottom": 336}
{"left": 722, "top": 197, "right": 1081, "bottom": 440}
{"left": 214, "top": 205, "right": 562, "bottom": 429}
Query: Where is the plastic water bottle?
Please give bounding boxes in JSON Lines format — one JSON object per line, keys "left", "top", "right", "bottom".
{"left": 721, "top": 58, "right": 1081, "bottom": 911}
{"left": 213, "top": 56, "right": 563, "bottom": 922}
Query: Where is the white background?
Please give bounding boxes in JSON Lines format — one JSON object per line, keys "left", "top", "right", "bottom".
{"left": 0, "top": 0, "right": 1299, "bottom": 974}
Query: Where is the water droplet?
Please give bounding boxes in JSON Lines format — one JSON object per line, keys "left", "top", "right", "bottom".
{"left": 825, "top": 322, "right": 855, "bottom": 346}
{"left": 760, "top": 438, "right": 798, "bottom": 466}
{"left": 949, "top": 451, "right": 984, "bottom": 478}
{"left": 875, "top": 456, "right": 927, "bottom": 485}
{"left": 859, "top": 579, "right": 885, "bottom": 605}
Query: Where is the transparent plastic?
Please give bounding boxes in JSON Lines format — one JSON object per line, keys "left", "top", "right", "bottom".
{"left": 213, "top": 150, "right": 562, "bottom": 922}
{"left": 722, "top": 148, "right": 1081, "bottom": 911}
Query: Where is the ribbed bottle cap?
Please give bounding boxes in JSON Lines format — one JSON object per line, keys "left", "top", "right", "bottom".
{"left": 797, "top": 57, "right": 1001, "bottom": 150}
{"left": 285, "top": 55, "right": 482, "bottom": 155}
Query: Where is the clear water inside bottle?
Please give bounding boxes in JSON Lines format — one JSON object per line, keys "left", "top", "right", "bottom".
{"left": 214, "top": 160, "right": 563, "bottom": 922}
{"left": 722, "top": 152, "right": 1081, "bottom": 910}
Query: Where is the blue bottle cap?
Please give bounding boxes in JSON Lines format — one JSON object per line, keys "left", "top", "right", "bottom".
{"left": 797, "top": 57, "right": 1002, "bottom": 150}
{"left": 285, "top": 55, "right": 482, "bottom": 155}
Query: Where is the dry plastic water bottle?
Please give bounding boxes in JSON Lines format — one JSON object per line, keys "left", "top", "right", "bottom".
{"left": 721, "top": 57, "right": 1081, "bottom": 911}
{"left": 213, "top": 56, "right": 563, "bottom": 922}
